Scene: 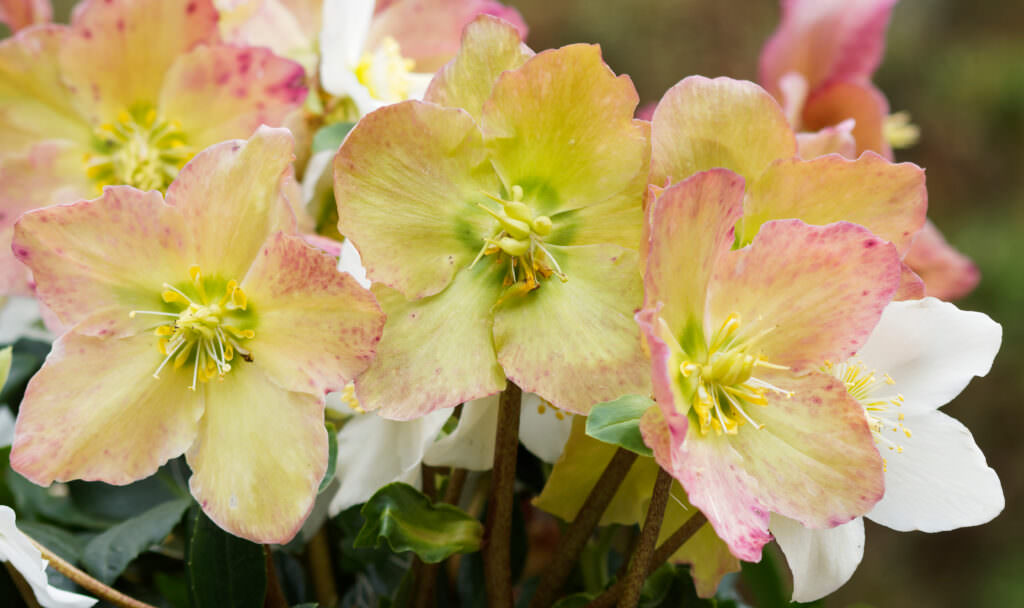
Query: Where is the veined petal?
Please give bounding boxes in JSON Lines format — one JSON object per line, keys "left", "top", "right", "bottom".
{"left": 803, "top": 79, "right": 891, "bottom": 158}
{"left": 187, "top": 362, "right": 327, "bottom": 544}
{"left": 0, "top": 0, "right": 51, "bottom": 31}
{"left": 710, "top": 220, "right": 901, "bottom": 371}
{"left": 741, "top": 153, "right": 927, "bottom": 254}
{"left": 12, "top": 186, "right": 188, "bottom": 337}
{"left": 770, "top": 514, "right": 864, "bottom": 603}
{"left": 241, "top": 232, "right": 384, "bottom": 396}
{"left": 650, "top": 76, "right": 795, "bottom": 187}
{"left": 424, "top": 15, "right": 533, "bottom": 121}
{"left": 159, "top": 45, "right": 306, "bottom": 149}
{"left": 481, "top": 44, "right": 648, "bottom": 216}
{"left": 60, "top": 0, "right": 220, "bottom": 123}
{"left": 423, "top": 397, "right": 497, "bottom": 470}
{"left": 354, "top": 264, "right": 507, "bottom": 420}
{"left": 492, "top": 244, "right": 649, "bottom": 415}
{"left": 903, "top": 220, "right": 980, "bottom": 300}
{"left": 167, "top": 126, "right": 298, "bottom": 280}
{"left": 796, "top": 119, "right": 857, "bottom": 159}
{"left": 518, "top": 393, "right": 572, "bottom": 464}
{"left": 334, "top": 100, "right": 499, "bottom": 299}
{"left": 10, "top": 332, "right": 203, "bottom": 486}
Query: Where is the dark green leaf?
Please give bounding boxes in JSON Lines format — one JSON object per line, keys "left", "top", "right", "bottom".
{"left": 551, "top": 594, "right": 596, "bottom": 608}
{"left": 81, "top": 497, "right": 190, "bottom": 584}
{"left": 4, "top": 467, "right": 116, "bottom": 530}
{"left": 355, "top": 482, "right": 482, "bottom": 563}
{"left": 154, "top": 573, "right": 191, "bottom": 608}
{"left": 69, "top": 471, "right": 182, "bottom": 521}
{"left": 312, "top": 122, "right": 355, "bottom": 154}
{"left": 319, "top": 422, "right": 338, "bottom": 494}
{"left": 17, "top": 521, "right": 88, "bottom": 563}
{"left": 585, "top": 395, "right": 656, "bottom": 456}
{"left": 187, "top": 506, "right": 266, "bottom": 608}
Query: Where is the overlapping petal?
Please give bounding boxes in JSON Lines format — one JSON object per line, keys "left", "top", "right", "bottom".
{"left": 903, "top": 220, "right": 980, "bottom": 300}
{"left": 803, "top": 79, "right": 891, "bottom": 157}
{"left": 770, "top": 514, "right": 865, "bottom": 603}
{"left": 0, "top": 0, "right": 51, "bottom": 32}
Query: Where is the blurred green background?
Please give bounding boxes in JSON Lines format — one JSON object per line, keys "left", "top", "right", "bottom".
{"left": 506, "top": 0, "right": 1023, "bottom": 605}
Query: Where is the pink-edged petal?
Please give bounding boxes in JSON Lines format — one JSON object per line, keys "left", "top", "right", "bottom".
{"left": 369, "top": 0, "right": 527, "bottom": 73}
{"left": 354, "top": 265, "right": 507, "bottom": 420}
{"left": 894, "top": 262, "right": 926, "bottom": 301}
{"left": 217, "top": 0, "right": 318, "bottom": 71}
{"left": 59, "top": 0, "right": 220, "bottom": 123}
{"left": 741, "top": 153, "right": 927, "bottom": 254}
{"left": 903, "top": 219, "right": 980, "bottom": 300}
{"left": 796, "top": 119, "right": 857, "bottom": 159}
{"left": 492, "top": 244, "right": 649, "bottom": 415}
{"left": 710, "top": 220, "right": 901, "bottom": 371}
{"left": 10, "top": 332, "right": 202, "bottom": 485}
{"left": 759, "top": 0, "right": 897, "bottom": 96}
{"left": 643, "top": 169, "right": 745, "bottom": 337}
{"left": 241, "top": 232, "right": 384, "bottom": 396}
{"left": 12, "top": 186, "right": 188, "bottom": 337}
{"left": 729, "top": 370, "right": 884, "bottom": 528}
{"left": 640, "top": 406, "right": 772, "bottom": 562}
{"left": 424, "top": 15, "right": 533, "bottom": 121}
{"left": 771, "top": 514, "right": 864, "bottom": 602}
{"left": 167, "top": 126, "right": 298, "bottom": 281}
{"left": 187, "top": 361, "right": 326, "bottom": 544}
{"left": 334, "top": 100, "right": 499, "bottom": 299}
{"left": 803, "top": 79, "right": 891, "bottom": 158}
{"left": 635, "top": 306, "right": 690, "bottom": 436}
{"left": 0, "top": 0, "right": 51, "bottom": 31}
{"left": 664, "top": 504, "right": 740, "bottom": 598}
{"left": 159, "top": 44, "right": 306, "bottom": 149}
{"left": 651, "top": 76, "right": 796, "bottom": 187}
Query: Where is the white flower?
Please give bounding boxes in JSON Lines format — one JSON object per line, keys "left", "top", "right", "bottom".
{"left": 773, "top": 297, "right": 1004, "bottom": 601}
{"left": 0, "top": 297, "right": 53, "bottom": 344}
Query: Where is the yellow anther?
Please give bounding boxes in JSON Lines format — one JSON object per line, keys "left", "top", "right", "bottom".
{"left": 231, "top": 286, "right": 248, "bottom": 311}
{"left": 117, "top": 109, "right": 132, "bottom": 124}
{"left": 155, "top": 325, "right": 174, "bottom": 336}
{"left": 537, "top": 404, "right": 546, "bottom": 414}
{"left": 162, "top": 289, "right": 188, "bottom": 304}
{"left": 189, "top": 265, "right": 202, "bottom": 282}
{"left": 144, "top": 108, "right": 157, "bottom": 126}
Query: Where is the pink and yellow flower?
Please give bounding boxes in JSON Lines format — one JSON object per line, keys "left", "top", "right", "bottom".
{"left": 0, "top": 0, "right": 307, "bottom": 294}
{"left": 0, "top": 0, "right": 49, "bottom": 32}
{"left": 8, "top": 127, "right": 384, "bottom": 544}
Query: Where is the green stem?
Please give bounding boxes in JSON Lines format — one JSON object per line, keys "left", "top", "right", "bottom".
{"left": 483, "top": 382, "right": 523, "bottom": 608}
{"left": 306, "top": 525, "right": 338, "bottom": 608}
{"left": 616, "top": 467, "right": 672, "bottom": 608}
{"left": 26, "top": 536, "right": 159, "bottom": 608}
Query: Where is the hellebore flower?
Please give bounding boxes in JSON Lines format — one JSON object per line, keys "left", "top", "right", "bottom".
{"left": 9, "top": 127, "right": 385, "bottom": 544}
{"left": 772, "top": 297, "right": 1003, "bottom": 601}
{"left": 636, "top": 168, "right": 902, "bottom": 561}
{"left": 0, "top": 0, "right": 307, "bottom": 294}
{"left": 334, "top": 16, "right": 651, "bottom": 418}
{"left": 0, "top": 0, "right": 49, "bottom": 32}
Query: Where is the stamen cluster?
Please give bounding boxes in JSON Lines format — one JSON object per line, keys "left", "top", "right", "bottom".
{"left": 86, "top": 107, "right": 192, "bottom": 192}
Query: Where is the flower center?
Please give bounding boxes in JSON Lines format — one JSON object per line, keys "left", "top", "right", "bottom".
{"left": 469, "top": 184, "right": 565, "bottom": 301}
{"left": 85, "top": 107, "right": 193, "bottom": 192}
{"left": 883, "top": 111, "right": 920, "bottom": 150}
{"left": 354, "top": 36, "right": 417, "bottom": 102}
{"left": 824, "top": 359, "right": 910, "bottom": 471}
{"left": 674, "top": 313, "right": 791, "bottom": 436}
{"left": 130, "top": 265, "right": 254, "bottom": 390}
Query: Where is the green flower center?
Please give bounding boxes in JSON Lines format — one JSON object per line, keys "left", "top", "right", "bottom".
{"left": 85, "top": 106, "right": 193, "bottom": 192}
{"left": 824, "top": 359, "right": 910, "bottom": 471}
{"left": 130, "top": 265, "right": 254, "bottom": 389}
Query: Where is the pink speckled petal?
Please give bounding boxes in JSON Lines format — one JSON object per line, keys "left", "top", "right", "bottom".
{"left": 241, "top": 232, "right": 384, "bottom": 396}
{"left": 796, "top": 119, "right": 857, "bottom": 159}
{"left": 12, "top": 186, "right": 189, "bottom": 337}
{"left": 759, "top": 0, "right": 897, "bottom": 97}
{"left": 729, "top": 369, "right": 884, "bottom": 528}
{"left": 59, "top": 0, "right": 220, "bottom": 123}
{"left": 710, "top": 220, "right": 902, "bottom": 371}
{"left": 10, "top": 332, "right": 202, "bottom": 486}
{"left": 217, "top": 0, "right": 318, "bottom": 71}
{"left": 651, "top": 76, "right": 795, "bottom": 187}
{"left": 355, "top": 265, "right": 507, "bottom": 420}
{"left": 369, "top": 0, "right": 527, "bottom": 73}
{"left": 803, "top": 79, "right": 891, "bottom": 158}
{"left": 903, "top": 220, "right": 980, "bottom": 301}
{"left": 159, "top": 44, "right": 306, "bottom": 149}
{"left": 0, "top": 0, "right": 51, "bottom": 31}
{"left": 741, "top": 153, "right": 927, "bottom": 254}
{"left": 167, "top": 126, "right": 298, "bottom": 281}
{"left": 492, "top": 244, "right": 649, "bottom": 415}
{"left": 187, "top": 361, "right": 326, "bottom": 544}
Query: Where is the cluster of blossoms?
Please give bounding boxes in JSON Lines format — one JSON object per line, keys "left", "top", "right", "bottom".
{"left": 0, "top": 0, "right": 1004, "bottom": 605}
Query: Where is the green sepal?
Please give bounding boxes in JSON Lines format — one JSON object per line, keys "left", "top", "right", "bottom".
{"left": 355, "top": 482, "right": 483, "bottom": 563}
{"left": 585, "top": 395, "right": 656, "bottom": 457}
{"left": 312, "top": 121, "right": 355, "bottom": 154}
{"left": 81, "top": 497, "right": 190, "bottom": 584}
{"left": 318, "top": 422, "right": 338, "bottom": 494}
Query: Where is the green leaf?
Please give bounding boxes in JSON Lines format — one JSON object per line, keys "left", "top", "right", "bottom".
{"left": 4, "top": 467, "right": 117, "bottom": 530}
{"left": 312, "top": 122, "right": 355, "bottom": 154}
{"left": 81, "top": 497, "right": 190, "bottom": 584}
{"left": 154, "top": 573, "right": 191, "bottom": 608}
{"left": 319, "top": 422, "right": 338, "bottom": 494}
{"left": 355, "top": 482, "right": 483, "bottom": 563}
{"left": 551, "top": 594, "right": 596, "bottom": 608}
{"left": 187, "top": 506, "right": 266, "bottom": 608}
{"left": 17, "top": 521, "right": 89, "bottom": 563}
{"left": 585, "top": 395, "right": 656, "bottom": 456}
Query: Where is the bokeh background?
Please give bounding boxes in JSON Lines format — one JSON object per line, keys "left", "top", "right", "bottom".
{"left": 505, "top": 0, "right": 1023, "bottom": 605}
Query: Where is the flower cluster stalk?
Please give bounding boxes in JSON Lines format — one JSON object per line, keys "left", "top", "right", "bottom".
{"left": 484, "top": 382, "right": 523, "bottom": 608}
{"left": 616, "top": 468, "right": 673, "bottom": 608}
{"left": 27, "top": 535, "right": 158, "bottom": 608}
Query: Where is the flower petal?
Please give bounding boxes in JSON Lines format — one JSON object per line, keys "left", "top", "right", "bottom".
{"left": 740, "top": 153, "right": 927, "bottom": 254}
{"left": 868, "top": 410, "right": 1003, "bottom": 532}
{"left": 60, "top": 0, "right": 220, "bottom": 123}
{"left": 423, "top": 397, "right": 497, "bottom": 470}
{"left": 796, "top": 119, "right": 857, "bottom": 159}
{"left": 159, "top": 45, "right": 306, "bottom": 149}
{"left": 803, "top": 79, "right": 891, "bottom": 158}
{"left": 770, "top": 514, "right": 864, "bottom": 603}
{"left": 518, "top": 393, "right": 573, "bottom": 464}
{"left": 493, "top": 244, "right": 649, "bottom": 415}
{"left": 320, "top": 0, "right": 374, "bottom": 72}
{"left": 710, "top": 220, "right": 902, "bottom": 371}
{"left": 0, "top": 0, "right": 51, "bottom": 31}
{"left": 241, "top": 232, "right": 384, "bottom": 396}
{"left": 217, "top": 0, "right": 316, "bottom": 71}
{"left": 187, "top": 362, "right": 327, "bottom": 544}
{"left": 650, "top": 76, "right": 795, "bottom": 187}
{"left": 10, "top": 332, "right": 202, "bottom": 486}
{"left": 334, "top": 100, "right": 499, "bottom": 299}
{"left": 903, "top": 219, "right": 980, "bottom": 300}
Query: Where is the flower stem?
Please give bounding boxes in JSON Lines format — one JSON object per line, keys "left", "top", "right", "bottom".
{"left": 444, "top": 467, "right": 469, "bottom": 505}
{"left": 530, "top": 447, "right": 639, "bottom": 608}
{"left": 616, "top": 467, "right": 672, "bottom": 608}
{"left": 25, "top": 536, "right": 159, "bottom": 608}
{"left": 306, "top": 525, "right": 338, "bottom": 607}
{"left": 263, "top": 546, "right": 288, "bottom": 608}
{"left": 484, "top": 381, "right": 523, "bottom": 608}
